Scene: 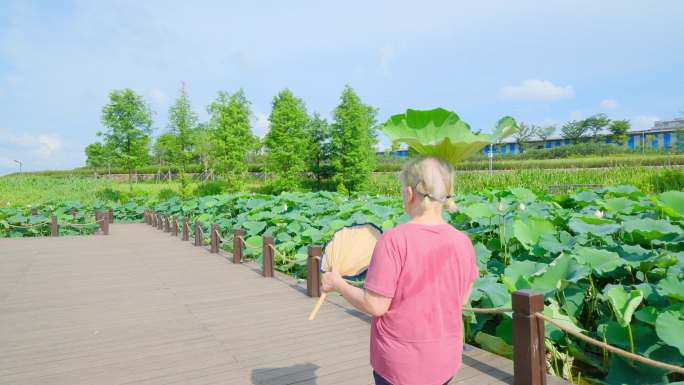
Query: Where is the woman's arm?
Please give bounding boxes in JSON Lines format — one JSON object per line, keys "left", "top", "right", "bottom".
{"left": 322, "top": 268, "right": 392, "bottom": 317}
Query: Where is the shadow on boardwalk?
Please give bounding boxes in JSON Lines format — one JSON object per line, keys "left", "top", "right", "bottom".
{"left": 251, "top": 363, "right": 320, "bottom": 385}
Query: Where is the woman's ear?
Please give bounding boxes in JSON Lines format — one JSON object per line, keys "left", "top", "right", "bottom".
{"left": 404, "top": 186, "right": 414, "bottom": 204}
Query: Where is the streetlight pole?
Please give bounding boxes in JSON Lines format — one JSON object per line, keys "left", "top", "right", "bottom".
{"left": 13, "top": 160, "right": 22, "bottom": 173}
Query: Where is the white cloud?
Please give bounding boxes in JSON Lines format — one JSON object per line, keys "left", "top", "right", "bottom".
{"left": 0, "top": 128, "right": 63, "bottom": 158}
{"left": 631, "top": 115, "right": 659, "bottom": 131}
{"left": 600, "top": 99, "right": 619, "bottom": 109}
{"left": 498, "top": 79, "right": 575, "bottom": 101}
{"left": 251, "top": 112, "right": 270, "bottom": 137}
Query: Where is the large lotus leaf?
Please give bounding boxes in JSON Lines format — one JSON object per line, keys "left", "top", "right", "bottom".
{"left": 658, "top": 191, "right": 684, "bottom": 218}
{"left": 471, "top": 275, "right": 510, "bottom": 307}
{"left": 634, "top": 306, "right": 658, "bottom": 325}
{"left": 600, "top": 196, "right": 636, "bottom": 214}
{"left": 562, "top": 283, "right": 588, "bottom": 319}
{"left": 474, "top": 332, "right": 513, "bottom": 359}
{"left": 513, "top": 218, "right": 556, "bottom": 250}
{"left": 605, "top": 355, "right": 669, "bottom": 385}
{"left": 618, "top": 244, "right": 656, "bottom": 268}
{"left": 655, "top": 304, "right": 684, "bottom": 356}
{"left": 656, "top": 274, "right": 684, "bottom": 301}
{"left": 568, "top": 216, "right": 620, "bottom": 237}
{"left": 502, "top": 260, "right": 544, "bottom": 292}
{"left": 509, "top": 187, "right": 537, "bottom": 202}
{"left": 623, "top": 217, "right": 682, "bottom": 239}
{"left": 603, "top": 284, "right": 643, "bottom": 327}
{"left": 543, "top": 298, "right": 583, "bottom": 342}
{"left": 571, "top": 190, "right": 599, "bottom": 204}
{"left": 380, "top": 108, "right": 517, "bottom": 164}
{"left": 473, "top": 242, "right": 491, "bottom": 270}
{"left": 528, "top": 253, "right": 589, "bottom": 294}
{"left": 461, "top": 202, "right": 497, "bottom": 222}
{"left": 572, "top": 246, "right": 624, "bottom": 274}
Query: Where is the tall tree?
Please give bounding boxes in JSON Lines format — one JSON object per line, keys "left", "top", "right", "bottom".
{"left": 513, "top": 122, "right": 536, "bottom": 153}
{"left": 330, "top": 86, "right": 378, "bottom": 192}
{"left": 535, "top": 125, "right": 556, "bottom": 148}
{"left": 264, "top": 89, "right": 309, "bottom": 191}
{"left": 192, "top": 122, "right": 214, "bottom": 176}
{"left": 85, "top": 142, "right": 108, "bottom": 170}
{"left": 306, "top": 113, "right": 332, "bottom": 188}
{"left": 152, "top": 133, "right": 177, "bottom": 178}
{"left": 167, "top": 82, "right": 198, "bottom": 170}
{"left": 207, "top": 89, "right": 255, "bottom": 189}
{"left": 608, "top": 119, "right": 630, "bottom": 146}
{"left": 560, "top": 120, "right": 587, "bottom": 144}
{"left": 101, "top": 89, "right": 153, "bottom": 188}
{"left": 582, "top": 114, "right": 611, "bottom": 142}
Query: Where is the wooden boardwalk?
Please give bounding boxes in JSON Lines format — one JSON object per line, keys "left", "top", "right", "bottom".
{"left": 0, "top": 224, "right": 567, "bottom": 385}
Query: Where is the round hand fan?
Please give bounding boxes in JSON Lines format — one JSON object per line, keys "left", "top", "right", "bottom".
{"left": 307, "top": 224, "right": 383, "bottom": 320}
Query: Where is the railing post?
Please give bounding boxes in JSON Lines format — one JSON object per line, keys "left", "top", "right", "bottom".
{"left": 144, "top": 210, "right": 147, "bottom": 224}
{"left": 102, "top": 214, "right": 109, "bottom": 235}
{"left": 307, "top": 245, "right": 322, "bottom": 297}
{"left": 31, "top": 208, "right": 38, "bottom": 216}
{"left": 96, "top": 210, "right": 105, "bottom": 234}
{"left": 512, "top": 290, "right": 546, "bottom": 385}
{"left": 157, "top": 214, "right": 163, "bottom": 230}
{"left": 233, "top": 229, "right": 243, "bottom": 264}
{"left": 171, "top": 216, "right": 178, "bottom": 236}
{"left": 50, "top": 215, "right": 58, "bottom": 237}
{"left": 70, "top": 208, "right": 77, "bottom": 221}
{"left": 262, "top": 235, "right": 274, "bottom": 278}
{"left": 182, "top": 218, "right": 189, "bottom": 241}
{"left": 152, "top": 212, "right": 157, "bottom": 227}
{"left": 108, "top": 209, "right": 114, "bottom": 224}
{"left": 194, "top": 221, "right": 202, "bottom": 246}
{"left": 210, "top": 224, "right": 219, "bottom": 253}
{"left": 163, "top": 215, "right": 170, "bottom": 232}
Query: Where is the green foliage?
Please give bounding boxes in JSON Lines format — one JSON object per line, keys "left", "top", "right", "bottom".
{"left": 152, "top": 132, "right": 177, "bottom": 172}
{"left": 609, "top": 119, "right": 631, "bottom": 145}
{"left": 381, "top": 108, "right": 517, "bottom": 164}
{"left": 560, "top": 120, "right": 587, "bottom": 144}
{"left": 651, "top": 169, "right": 684, "bottom": 192}
{"left": 535, "top": 125, "right": 557, "bottom": 146}
{"left": 330, "top": 86, "right": 378, "bottom": 192}
{"left": 157, "top": 188, "right": 179, "bottom": 201}
{"left": 581, "top": 114, "right": 611, "bottom": 142}
{"left": 96, "top": 187, "right": 121, "bottom": 202}
{"left": 513, "top": 122, "right": 536, "bottom": 151}
{"left": 207, "top": 89, "right": 255, "bottom": 189}
{"left": 167, "top": 82, "right": 198, "bottom": 171}
{"left": 306, "top": 113, "right": 333, "bottom": 186}
{"left": 85, "top": 142, "right": 110, "bottom": 169}
{"left": 193, "top": 181, "right": 224, "bottom": 197}
{"left": 100, "top": 88, "right": 153, "bottom": 185}
{"left": 264, "top": 89, "right": 309, "bottom": 192}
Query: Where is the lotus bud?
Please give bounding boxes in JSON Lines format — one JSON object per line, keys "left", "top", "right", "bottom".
{"left": 497, "top": 202, "right": 505, "bottom": 211}
{"left": 594, "top": 210, "right": 604, "bottom": 218}
{"left": 518, "top": 203, "right": 526, "bottom": 211}
{"left": 283, "top": 204, "right": 288, "bottom": 211}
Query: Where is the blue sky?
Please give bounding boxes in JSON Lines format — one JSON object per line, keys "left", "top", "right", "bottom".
{"left": 1, "top": 0, "right": 683, "bottom": 175}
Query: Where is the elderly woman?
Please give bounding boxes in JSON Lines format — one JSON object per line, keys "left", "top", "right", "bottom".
{"left": 322, "top": 156, "right": 478, "bottom": 385}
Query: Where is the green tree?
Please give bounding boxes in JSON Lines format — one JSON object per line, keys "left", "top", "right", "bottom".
{"left": 560, "top": 120, "right": 587, "bottom": 144}
{"left": 306, "top": 113, "right": 333, "bottom": 187}
{"left": 168, "top": 82, "right": 198, "bottom": 194}
{"left": 608, "top": 119, "right": 630, "bottom": 146}
{"left": 513, "top": 122, "right": 536, "bottom": 153}
{"left": 535, "top": 125, "right": 556, "bottom": 148}
{"left": 207, "top": 89, "right": 255, "bottom": 189}
{"left": 582, "top": 114, "right": 611, "bottom": 142}
{"left": 168, "top": 82, "right": 198, "bottom": 167}
{"left": 264, "top": 89, "right": 309, "bottom": 191}
{"left": 330, "top": 86, "right": 378, "bottom": 192}
{"left": 192, "top": 122, "right": 214, "bottom": 176}
{"left": 152, "top": 133, "right": 177, "bottom": 178}
{"left": 85, "top": 142, "right": 108, "bottom": 170}
{"left": 101, "top": 89, "right": 153, "bottom": 188}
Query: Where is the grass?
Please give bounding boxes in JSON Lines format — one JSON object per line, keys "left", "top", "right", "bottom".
{"left": 3, "top": 166, "right": 683, "bottom": 207}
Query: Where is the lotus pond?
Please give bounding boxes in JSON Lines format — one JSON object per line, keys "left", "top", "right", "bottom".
{"left": 2, "top": 187, "right": 684, "bottom": 384}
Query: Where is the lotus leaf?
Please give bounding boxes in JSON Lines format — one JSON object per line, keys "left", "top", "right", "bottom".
{"left": 656, "top": 274, "right": 684, "bottom": 301}
{"left": 513, "top": 218, "right": 555, "bottom": 249}
{"left": 474, "top": 332, "right": 513, "bottom": 359}
{"left": 380, "top": 108, "right": 517, "bottom": 164}
{"left": 623, "top": 217, "right": 682, "bottom": 239}
{"left": 528, "top": 254, "right": 589, "bottom": 294}
{"left": 655, "top": 305, "right": 684, "bottom": 356}
{"left": 658, "top": 190, "right": 684, "bottom": 218}
{"left": 603, "top": 285, "right": 643, "bottom": 327}
{"left": 573, "top": 246, "right": 624, "bottom": 274}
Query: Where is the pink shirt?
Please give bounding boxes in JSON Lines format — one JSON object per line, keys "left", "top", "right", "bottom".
{"left": 364, "top": 223, "right": 478, "bottom": 385}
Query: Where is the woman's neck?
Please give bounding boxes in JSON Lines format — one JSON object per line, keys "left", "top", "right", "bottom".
{"left": 408, "top": 209, "right": 446, "bottom": 225}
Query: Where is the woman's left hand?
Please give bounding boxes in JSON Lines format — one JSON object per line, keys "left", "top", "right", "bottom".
{"left": 321, "top": 266, "right": 343, "bottom": 293}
